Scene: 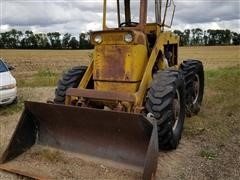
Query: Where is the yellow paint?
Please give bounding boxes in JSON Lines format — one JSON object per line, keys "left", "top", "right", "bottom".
{"left": 67, "top": 24, "right": 179, "bottom": 113}
{"left": 79, "top": 60, "right": 93, "bottom": 88}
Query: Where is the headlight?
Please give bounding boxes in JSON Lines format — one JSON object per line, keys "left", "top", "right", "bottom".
{"left": 124, "top": 33, "right": 133, "bottom": 43}
{"left": 94, "top": 35, "right": 102, "bottom": 44}
{"left": 0, "top": 84, "right": 16, "bottom": 90}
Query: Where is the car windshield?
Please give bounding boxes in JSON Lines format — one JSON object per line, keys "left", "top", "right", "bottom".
{"left": 0, "top": 60, "right": 8, "bottom": 73}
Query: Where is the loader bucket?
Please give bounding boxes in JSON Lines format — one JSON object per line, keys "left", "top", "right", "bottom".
{"left": 0, "top": 101, "right": 158, "bottom": 179}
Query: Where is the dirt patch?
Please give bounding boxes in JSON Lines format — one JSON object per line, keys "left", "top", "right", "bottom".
{"left": 156, "top": 139, "right": 200, "bottom": 179}
{"left": 1, "top": 145, "right": 141, "bottom": 180}
{"left": 18, "top": 87, "right": 55, "bottom": 102}
{"left": 0, "top": 49, "right": 91, "bottom": 75}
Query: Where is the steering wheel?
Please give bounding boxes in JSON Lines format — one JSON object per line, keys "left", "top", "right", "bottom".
{"left": 119, "top": 22, "right": 139, "bottom": 27}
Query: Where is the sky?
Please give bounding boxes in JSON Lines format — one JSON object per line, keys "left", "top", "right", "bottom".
{"left": 0, "top": 0, "right": 239, "bottom": 35}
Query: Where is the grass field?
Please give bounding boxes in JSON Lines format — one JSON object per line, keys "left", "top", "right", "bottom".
{"left": 0, "top": 46, "right": 239, "bottom": 179}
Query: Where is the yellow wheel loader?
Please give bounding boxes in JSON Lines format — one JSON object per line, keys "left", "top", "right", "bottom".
{"left": 0, "top": 0, "right": 204, "bottom": 179}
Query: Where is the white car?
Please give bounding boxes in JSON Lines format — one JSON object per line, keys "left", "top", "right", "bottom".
{"left": 0, "top": 59, "right": 17, "bottom": 105}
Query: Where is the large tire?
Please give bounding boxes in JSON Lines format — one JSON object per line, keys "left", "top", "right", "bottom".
{"left": 145, "top": 69, "right": 186, "bottom": 150}
{"left": 180, "top": 60, "right": 204, "bottom": 117}
{"left": 54, "top": 66, "right": 87, "bottom": 104}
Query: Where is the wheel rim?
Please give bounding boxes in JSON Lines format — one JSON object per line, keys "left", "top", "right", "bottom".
{"left": 172, "top": 89, "right": 181, "bottom": 131}
{"left": 192, "top": 74, "right": 200, "bottom": 104}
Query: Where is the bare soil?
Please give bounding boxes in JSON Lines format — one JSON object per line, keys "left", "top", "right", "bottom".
{"left": 1, "top": 145, "right": 141, "bottom": 180}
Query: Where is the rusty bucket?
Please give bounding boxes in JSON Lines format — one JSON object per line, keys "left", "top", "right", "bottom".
{"left": 0, "top": 101, "right": 158, "bottom": 179}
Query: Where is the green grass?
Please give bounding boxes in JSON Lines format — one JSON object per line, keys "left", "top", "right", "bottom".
{"left": 200, "top": 148, "right": 218, "bottom": 160}
{"left": 17, "top": 68, "right": 61, "bottom": 88}
{"left": 0, "top": 101, "right": 23, "bottom": 116}
{"left": 206, "top": 65, "right": 240, "bottom": 79}
{"left": 184, "top": 66, "right": 240, "bottom": 146}
{"left": 33, "top": 148, "right": 62, "bottom": 163}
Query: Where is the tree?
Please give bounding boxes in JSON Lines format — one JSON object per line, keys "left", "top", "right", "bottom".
{"left": 0, "top": 32, "right": 8, "bottom": 48}
{"left": 35, "top": 33, "right": 50, "bottom": 49}
{"left": 191, "top": 29, "right": 196, "bottom": 45}
{"left": 203, "top": 30, "right": 209, "bottom": 45}
{"left": 191, "top": 28, "right": 203, "bottom": 46}
{"left": 207, "top": 29, "right": 217, "bottom": 46}
{"left": 222, "top": 29, "right": 231, "bottom": 45}
{"left": 79, "top": 33, "right": 87, "bottom": 49}
{"left": 195, "top": 28, "right": 203, "bottom": 45}
{"left": 20, "top": 31, "right": 38, "bottom": 48}
{"left": 69, "top": 37, "right": 79, "bottom": 49}
{"left": 62, "top": 33, "right": 71, "bottom": 49}
{"left": 47, "top": 32, "right": 62, "bottom": 49}
{"left": 183, "top": 29, "right": 190, "bottom": 46}
{"left": 8, "top": 29, "right": 23, "bottom": 48}
{"left": 0, "top": 29, "right": 22, "bottom": 48}
{"left": 232, "top": 32, "right": 240, "bottom": 45}
{"left": 79, "top": 32, "right": 93, "bottom": 49}
{"left": 173, "top": 30, "right": 184, "bottom": 46}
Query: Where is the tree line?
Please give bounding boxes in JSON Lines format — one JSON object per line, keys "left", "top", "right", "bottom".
{"left": 174, "top": 28, "right": 240, "bottom": 46}
{"left": 0, "top": 28, "right": 239, "bottom": 49}
{"left": 0, "top": 29, "right": 93, "bottom": 49}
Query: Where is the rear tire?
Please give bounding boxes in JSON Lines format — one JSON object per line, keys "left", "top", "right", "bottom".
{"left": 180, "top": 60, "right": 204, "bottom": 117}
{"left": 54, "top": 66, "right": 87, "bottom": 104}
{"left": 145, "top": 69, "right": 186, "bottom": 150}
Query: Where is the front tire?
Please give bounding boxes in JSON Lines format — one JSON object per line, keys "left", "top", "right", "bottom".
{"left": 145, "top": 69, "right": 186, "bottom": 150}
{"left": 54, "top": 66, "right": 87, "bottom": 104}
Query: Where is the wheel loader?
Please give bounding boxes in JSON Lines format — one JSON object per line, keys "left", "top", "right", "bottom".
{"left": 0, "top": 0, "right": 204, "bottom": 179}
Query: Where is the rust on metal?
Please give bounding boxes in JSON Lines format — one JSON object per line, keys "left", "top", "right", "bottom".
{"left": 93, "top": 43, "right": 148, "bottom": 82}
{"left": 139, "top": 0, "right": 148, "bottom": 29}
{"left": 137, "top": 34, "right": 145, "bottom": 45}
{"left": 0, "top": 101, "right": 158, "bottom": 180}
{"left": 97, "top": 45, "right": 126, "bottom": 80}
{"left": 66, "top": 88, "right": 136, "bottom": 102}
{"left": 0, "top": 164, "right": 51, "bottom": 180}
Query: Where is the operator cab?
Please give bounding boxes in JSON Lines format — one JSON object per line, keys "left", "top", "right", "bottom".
{"left": 92, "top": 0, "right": 176, "bottom": 55}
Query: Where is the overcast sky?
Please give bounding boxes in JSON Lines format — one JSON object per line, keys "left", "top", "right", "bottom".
{"left": 0, "top": 0, "right": 239, "bottom": 35}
